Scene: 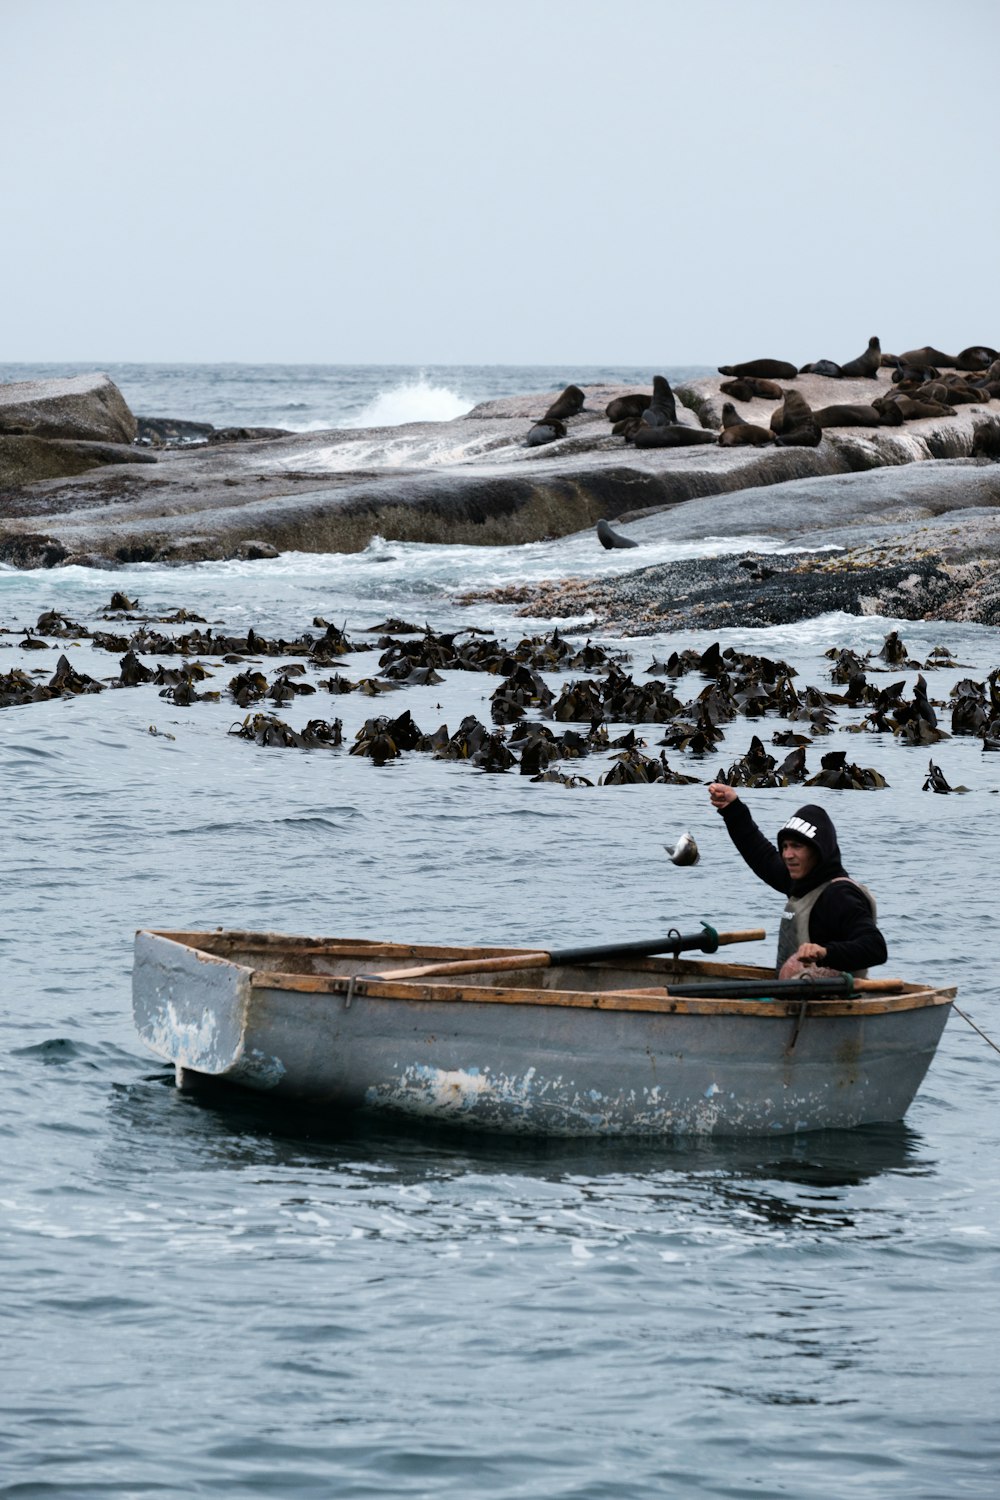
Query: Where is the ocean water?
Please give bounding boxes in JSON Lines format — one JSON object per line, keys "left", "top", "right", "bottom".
{"left": 2, "top": 367, "right": 1000, "bottom": 1498}
{"left": 0, "top": 362, "right": 711, "bottom": 436}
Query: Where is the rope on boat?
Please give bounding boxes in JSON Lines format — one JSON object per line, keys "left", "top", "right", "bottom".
{"left": 954, "top": 1003, "right": 1000, "bottom": 1058}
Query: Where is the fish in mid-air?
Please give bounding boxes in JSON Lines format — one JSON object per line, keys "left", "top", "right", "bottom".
{"left": 665, "top": 832, "right": 700, "bottom": 866}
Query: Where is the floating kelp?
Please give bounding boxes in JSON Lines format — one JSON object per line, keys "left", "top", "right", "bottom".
{"left": 268, "top": 673, "right": 317, "bottom": 705}
{"left": 772, "top": 730, "right": 812, "bottom": 747}
{"left": 551, "top": 679, "right": 605, "bottom": 722}
{"left": 561, "top": 638, "right": 630, "bottom": 672}
{"left": 922, "top": 760, "right": 969, "bottom": 793}
{"left": 230, "top": 713, "right": 343, "bottom": 749}
{"left": 512, "top": 726, "right": 563, "bottom": 776}
{"left": 923, "top": 645, "right": 960, "bottom": 669}
{"left": 317, "top": 672, "right": 358, "bottom": 695}
{"left": 601, "top": 747, "right": 663, "bottom": 785}
{"left": 91, "top": 622, "right": 362, "bottom": 660}
{"left": 159, "top": 679, "right": 220, "bottom": 705}
{"left": 432, "top": 715, "right": 514, "bottom": 771}
{"left": 657, "top": 717, "right": 725, "bottom": 755}
{"left": 49, "top": 654, "right": 105, "bottom": 697}
{"left": 655, "top": 643, "right": 796, "bottom": 683}
{"left": 826, "top": 647, "right": 869, "bottom": 684}
{"left": 877, "top": 630, "right": 910, "bottom": 666}
{"left": 716, "top": 735, "right": 781, "bottom": 788}
{"left": 158, "top": 608, "right": 207, "bottom": 625}
{"left": 366, "top": 617, "right": 422, "bottom": 634}
{"left": 229, "top": 670, "right": 269, "bottom": 707}
{"left": 490, "top": 664, "right": 556, "bottom": 724}
{"left": 805, "top": 751, "right": 888, "bottom": 789}
{"left": 529, "top": 769, "right": 595, "bottom": 787}
{"left": 0, "top": 668, "right": 42, "bottom": 707}
{"left": 949, "top": 670, "right": 1000, "bottom": 736}
{"left": 309, "top": 620, "right": 356, "bottom": 658}
{"left": 604, "top": 670, "right": 685, "bottom": 723}
{"left": 117, "top": 649, "right": 154, "bottom": 687}
{"left": 380, "top": 660, "right": 446, "bottom": 686}
{"left": 35, "top": 609, "right": 90, "bottom": 638}
{"left": 351, "top": 710, "right": 427, "bottom": 764}
{"left": 657, "top": 759, "right": 701, "bottom": 787}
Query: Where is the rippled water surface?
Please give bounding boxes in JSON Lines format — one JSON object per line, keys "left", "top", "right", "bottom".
{"left": 3, "top": 400, "right": 1000, "bottom": 1494}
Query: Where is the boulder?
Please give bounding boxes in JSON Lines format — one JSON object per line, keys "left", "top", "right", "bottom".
{"left": 0, "top": 373, "right": 137, "bottom": 444}
{"left": 0, "top": 435, "right": 155, "bottom": 489}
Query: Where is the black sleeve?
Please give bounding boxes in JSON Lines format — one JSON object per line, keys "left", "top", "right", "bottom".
{"left": 719, "top": 799, "right": 791, "bottom": 895}
{"left": 811, "top": 883, "right": 887, "bottom": 972}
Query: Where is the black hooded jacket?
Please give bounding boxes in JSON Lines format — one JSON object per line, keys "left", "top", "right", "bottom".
{"left": 719, "top": 799, "right": 887, "bottom": 972}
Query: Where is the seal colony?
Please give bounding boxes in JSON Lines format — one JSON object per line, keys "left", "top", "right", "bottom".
{"left": 1, "top": 340, "right": 999, "bottom": 573}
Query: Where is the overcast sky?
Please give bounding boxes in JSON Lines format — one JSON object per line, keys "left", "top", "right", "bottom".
{"left": 5, "top": 0, "right": 997, "bottom": 367}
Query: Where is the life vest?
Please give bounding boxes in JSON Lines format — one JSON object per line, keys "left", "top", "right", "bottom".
{"left": 774, "top": 877, "right": 878, "bottom": 978}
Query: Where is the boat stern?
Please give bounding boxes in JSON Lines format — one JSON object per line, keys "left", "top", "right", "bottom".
{"left": 133, "top": 929, "right": 266, "bottom": 1083}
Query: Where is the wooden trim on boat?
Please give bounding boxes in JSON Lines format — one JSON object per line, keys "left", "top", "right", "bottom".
{"left": 246, "top": 968, "right": 955, "bottom": 1018}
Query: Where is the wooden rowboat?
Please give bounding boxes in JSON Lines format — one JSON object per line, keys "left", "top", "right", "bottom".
{"left": 132, "top": 928, "right": 955, "bottom": 1138}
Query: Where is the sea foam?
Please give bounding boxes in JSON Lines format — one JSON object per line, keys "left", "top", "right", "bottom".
{"left": 343, "top": 375, "right": 473, "bottom": 428}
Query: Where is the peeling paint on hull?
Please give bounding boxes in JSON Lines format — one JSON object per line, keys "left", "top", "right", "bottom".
{"left": 133, "top": 930, "right": 955, "bottom": 1139}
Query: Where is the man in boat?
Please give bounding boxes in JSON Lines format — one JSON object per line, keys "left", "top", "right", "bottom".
{"left": 706, "top": 787, "right": 887, "bottom": 977}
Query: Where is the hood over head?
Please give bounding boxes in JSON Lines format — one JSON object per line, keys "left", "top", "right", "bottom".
{"left": 776, "top": 804, "right": 846, "bottom": 892}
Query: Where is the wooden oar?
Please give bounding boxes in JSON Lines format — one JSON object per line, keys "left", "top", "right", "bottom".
{"left": 618, "top": 975, "right": 904, "bottom": 999}
{"left": 375, "top": 925, "right": 766, "bottom": 982}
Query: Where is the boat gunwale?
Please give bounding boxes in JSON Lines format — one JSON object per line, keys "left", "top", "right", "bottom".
{"left": 250, "top": 970, "right": 955, "bottom": 1018}
{"left": 139, "top": 931, "right": 956, "bottom": 1020}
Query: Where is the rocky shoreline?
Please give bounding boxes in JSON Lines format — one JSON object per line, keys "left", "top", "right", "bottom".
{"left": 464, "top": 546, "right": 1000, "bottom": 634}
{"left": 2, "top": 369, "right": 1000, "bottom": 626}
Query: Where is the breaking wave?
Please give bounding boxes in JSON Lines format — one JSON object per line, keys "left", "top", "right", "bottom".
{"left": 343, "top": 375, "right": 473, "bottom": 429}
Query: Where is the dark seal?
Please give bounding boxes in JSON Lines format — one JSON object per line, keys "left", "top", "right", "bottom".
{"left": 798, "top": 359, "right": 843, "bottom": 378}
{"left": 718, "top": 359, "right": 798, "bottom": 380}
{"left": 596, "top": 518, "right": 639, "bottom": 549}
{"left": 719, "top": 377, "right": 783, "bottom": 401}
{"left": 525, "top": 418, "right": 567, "bottom": 447}
{"left": 718, "top": 418, "right": 775, "bottom": 447}
{"left": 838, "top": 337, "right": 882, "bottom": 379}
{"left": 640, "top": 375, "right": 678, "bottom": 429}
{"left": 605, "top": 393, "right": 652, "bottom": 423}
{"left": 769, "top": 388, "right": 814, "bottom": 435}
{"left": 813, "top": 403, "right": 892, "bottom": 429}
{"left": 542, "top": 385, "right": 585, "bottom": 421}
{"left": 632, "top": 424, "right": 715, "bottom": 448}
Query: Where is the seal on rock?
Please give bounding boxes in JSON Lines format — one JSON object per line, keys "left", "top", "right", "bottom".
{"left": 873, "top": 393, "right": 956, "bottom": 421}
{"left": 596, "top": 518, "right": 639, "bottom": 549}
{"left": 813, "top": 403, "right": 894, "bottom": 429}
{"left": 542, "top": 385, "right": 585, "bottom": 421}
{"left": 769, "top": 388, "right": 814, "bottom": 435}
{"left": 719, "top": 377, "right": 783, "bottom": 401}
{"left": 525, "top": 418, "right": 567, "bottom": 447}
{"left": 605, "top": 393, "right": 651, "bottom": 423}
{"left": 718, "top": 411, "right": 775, "bottom": 447}
{"left": 632, "top": 424, "right": 715, "bottom": 448}
{"left": 838, "top": 336, "right": 882, "bottom": 379}
{"left": 898, "top": 346, "right": 958, "bottom": 370}
{"left": 956, "top": 346, "right": 999, "bottom": 372}
{"left": 640, "top": 375, "right": 678, "bottom": 429}
{"left": 773, "top": 423, "right": 822, "bottom": 447}
{"left": 919, "top": 380, "right": 982, "bottom": 405}
{"left": 798, "top": 359, "right": 843, "bottom": 378}
{"left": 717, "top": 359, "right": 798, "bottom": 380}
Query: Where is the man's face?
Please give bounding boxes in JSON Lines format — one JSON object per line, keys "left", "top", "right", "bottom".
{"left": 781, "top": 837, "right": 818, "bottom": 880}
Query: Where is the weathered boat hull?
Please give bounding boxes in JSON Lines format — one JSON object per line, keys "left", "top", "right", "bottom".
{"left": 133, "top": 930, "right": 955, "bottom": 1138}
